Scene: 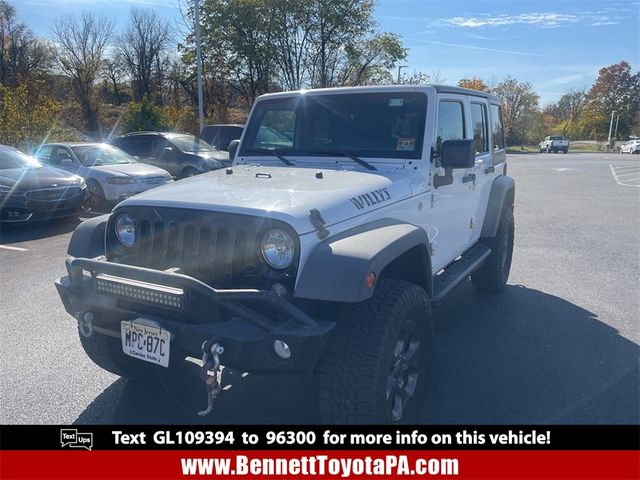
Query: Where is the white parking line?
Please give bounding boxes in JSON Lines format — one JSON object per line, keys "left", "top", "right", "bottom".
{"left": 0, "top": 244, "right": 29, "bottom": 252}
{"left": 609, "top": 164, "right": 640, "bottom": 187}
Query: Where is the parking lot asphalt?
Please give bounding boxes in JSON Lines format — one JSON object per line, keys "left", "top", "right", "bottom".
{"left": 1, "top": 152, "right": 638, "bottom": 425}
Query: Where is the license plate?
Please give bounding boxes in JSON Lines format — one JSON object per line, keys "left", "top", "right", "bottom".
{"left": 121, "top": 321, "right": 170, "bottom": 367}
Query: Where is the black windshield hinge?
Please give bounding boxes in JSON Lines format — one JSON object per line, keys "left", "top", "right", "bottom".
{"left": 309, "top": 209, "right": 329, "bottom": 239}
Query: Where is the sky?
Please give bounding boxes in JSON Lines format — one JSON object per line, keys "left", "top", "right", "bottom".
{"left": 13, "top": 0, "right": 640, "bottom": 105}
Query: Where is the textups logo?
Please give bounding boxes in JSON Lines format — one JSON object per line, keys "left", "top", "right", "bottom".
{"left": 60, "top": 429, "right": 93, "bottom": 450}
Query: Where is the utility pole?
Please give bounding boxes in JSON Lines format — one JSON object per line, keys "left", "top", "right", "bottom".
{"left": 607, "top": 111, "right": 616, "bottom": 151}
{"left": 397, "top": 65, "right": 407, "bottom": 84}
{"left": 194, "top": 0, "right": 205, "bottom": 133}
{"left": 614, "top": 113, "right": 620, "bottom": 138}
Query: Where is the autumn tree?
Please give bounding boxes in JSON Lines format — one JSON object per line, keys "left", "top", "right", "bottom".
{"left": 581, "top": 61, "right": 640, "bottom": 140}
{"left": 493, "top": 76, "right": 540, "bottom": 145}
{"left": 458, "top": 77, "right": 489, "bottom": 92}
{"left": 52, "top": 12, "right": 113, "bottom": 135}
{"left": 544, "top": 88, "right": 587, "bottom": 138}
{"left": 0, "top": 81, "right": 59, "bottom": 149}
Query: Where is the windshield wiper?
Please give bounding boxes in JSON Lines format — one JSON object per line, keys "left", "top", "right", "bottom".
{"left": 304, "top": 150, "right": 376, "bottom": 171}
{"left": 245, "top": 148, "right": 294, "bottom": 166}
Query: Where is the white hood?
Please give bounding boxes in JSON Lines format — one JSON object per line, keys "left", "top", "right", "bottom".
{"left": 88, "top": 163, "right": 169, "bottom": 177}
{"left": 120, "top": 165, "right": 413, "bottom": 233}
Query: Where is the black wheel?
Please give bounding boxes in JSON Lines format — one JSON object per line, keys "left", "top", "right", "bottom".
{"left": 471, "top": 206, "right": 515, "bottom": 292}
{"left": 316, "top": 279, "right": 432, "bottom": 424}
{"left": 86, "top": 179, "right": 106, "bottom": 209}
{"left": 78, "top": 330, "right": 153, "bottom": 378}
{"left": 563, "top": 148, "right": 568, "bottom": 154}
{"left": 181, "top": 167, "right": 198, "bottom": 179}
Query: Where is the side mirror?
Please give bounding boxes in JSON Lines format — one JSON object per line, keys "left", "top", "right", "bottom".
{"left": 228, "top": 139, "right": 240, "bottom": 161}
{"left": 440, "top": 139, "right": 475, "bottom": 169}
{"left": 61, "top": 158, "right": 74, "bottom": 167}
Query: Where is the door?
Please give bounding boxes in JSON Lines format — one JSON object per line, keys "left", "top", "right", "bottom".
{"left": 427, "top": 95, "right": 477, "bottom": 271}
{"left": 151, "top": 137, "right": 179, "bottom": 176}
{"left": 467, "top": 100, "right": 492, "bottom": 245}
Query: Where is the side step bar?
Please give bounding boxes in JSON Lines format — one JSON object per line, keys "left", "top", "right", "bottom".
{"left": 432, "top": 243, "right": 491, "bottom": 303}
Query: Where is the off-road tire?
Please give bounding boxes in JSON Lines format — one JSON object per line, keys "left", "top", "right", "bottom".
{"left": 78, "top": 330, "right": 153, "bottom": 378}
{"left": 471, "top": 206, "right": 514, "bottom": 292}
{"left": 316, "top": 279, "right": 432, "bottom": 424}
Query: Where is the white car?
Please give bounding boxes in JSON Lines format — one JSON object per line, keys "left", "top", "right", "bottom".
{"left": 619, "top": 140, "right": 640, "bottom": 154}
{"left": 36, "top": 143, "right": 173, "bottom": 208}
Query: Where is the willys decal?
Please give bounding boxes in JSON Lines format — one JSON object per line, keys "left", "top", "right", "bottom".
{"left": 349, "top": 188, "right": 392, "bottom": 210}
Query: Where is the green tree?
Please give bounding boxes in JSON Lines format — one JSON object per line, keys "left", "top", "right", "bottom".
{"left": 121, "top": 95, "right": 170, "bottom": 132}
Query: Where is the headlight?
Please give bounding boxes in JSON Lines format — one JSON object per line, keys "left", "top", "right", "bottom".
{"left": 115, "top": 213, "right": 136, "bottom": 247}
{"left": 261, "top": 228, "right": 295, "bottom": 269}
{"left": 107, "top": 177, "right": 137, "bottom": 184}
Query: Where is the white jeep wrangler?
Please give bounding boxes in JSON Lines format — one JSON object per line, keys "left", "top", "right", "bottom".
{"left": 56, "top": 85, "right": 515, "bottom": 424}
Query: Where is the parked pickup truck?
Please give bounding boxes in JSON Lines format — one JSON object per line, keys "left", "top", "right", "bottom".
{"left": 539, "top": 135, "right": 569, "bottom": 153}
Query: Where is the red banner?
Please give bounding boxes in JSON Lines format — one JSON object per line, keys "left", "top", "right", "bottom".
{"left": 1, "top": 450, "right": 638, "bottom": 480}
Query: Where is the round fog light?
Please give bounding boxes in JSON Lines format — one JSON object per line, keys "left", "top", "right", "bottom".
{"left": 273, "top": 340, "right": 291, "bottom": 360}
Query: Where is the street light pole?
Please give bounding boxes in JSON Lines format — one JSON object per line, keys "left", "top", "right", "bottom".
{"left": 194, "top": 0, "right": 205, "bottom": 133}
{"left": 607, "top": 111, "right": 616, "bottom": 151}
{"left": 614, "top": 113, "right": 620, "bottom": 138}
{"left": 397, "top": 65, "right": 407, "bottom": 84}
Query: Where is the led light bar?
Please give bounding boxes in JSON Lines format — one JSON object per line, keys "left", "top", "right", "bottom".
{"left": 95, "top": 273, "right": 185, "bottom": 309}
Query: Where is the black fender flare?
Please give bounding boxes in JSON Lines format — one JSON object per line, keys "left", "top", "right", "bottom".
{"left": 294, "top": 219, "right": 432, "bottom": 303}
{"left": 481, "top": 175, "right": 515, "bottom": 238}
{"left": 67, "top": 214, "right": 109, "bottom": 258}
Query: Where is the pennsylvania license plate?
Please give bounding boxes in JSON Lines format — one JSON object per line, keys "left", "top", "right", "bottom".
{"left": 121, "top": 321, "right": 170, "bottom": 367}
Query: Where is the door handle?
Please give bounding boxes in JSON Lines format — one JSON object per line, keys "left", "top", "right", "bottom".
{"left": 462, "top": 173, "right": 476, "bottom": 184}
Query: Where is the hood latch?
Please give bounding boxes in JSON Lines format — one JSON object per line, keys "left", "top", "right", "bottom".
{"left": 309, "top": 208, "right": 329, "bottom": 239}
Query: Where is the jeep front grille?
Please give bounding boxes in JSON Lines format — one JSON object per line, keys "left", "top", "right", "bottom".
{"left": 136, "top": 220, "right": 254, "bottom": 286}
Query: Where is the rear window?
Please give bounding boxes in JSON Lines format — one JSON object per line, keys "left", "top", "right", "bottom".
{"left": 489, "top": 104, "right": 505, "bottom": 150}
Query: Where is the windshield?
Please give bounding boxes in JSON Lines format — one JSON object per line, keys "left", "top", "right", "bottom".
{"left": 0, "top": 146, "right": 43, "bottom": 169}
{"left": 72, "top": 145, "right": 136, "bottom": 166}
{"left": 240, "top": 92, "right": 427, "bottom": 160}
{"left": 169, "top": 135, "right": 214, "bottom": 153}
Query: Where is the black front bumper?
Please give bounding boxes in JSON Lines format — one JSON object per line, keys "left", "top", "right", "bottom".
{"left": 55, "top": 257, "right": 335, "bottom": 373}
{"left": 1, "top": 194, "right": 89, "bottom": 222}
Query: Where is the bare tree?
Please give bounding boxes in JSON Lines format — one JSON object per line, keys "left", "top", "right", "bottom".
{"left": 101, "top": 56, "right": 126, "bottom": 104}
{"left": 52, "top": 12, "right": 113, "bottom": 134}
{"left": 117, "top": 8, "right": 172, "bottom": 102}
{"left": 1, "top": 0, "right": 53, "bottom": 86}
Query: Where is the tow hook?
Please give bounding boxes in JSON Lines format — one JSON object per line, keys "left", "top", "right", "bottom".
{"left": 78, "top": 312, "right": 94, "bottom": 338}
{"left": 197, "top": 341, "right": 224, "bottom": 417}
